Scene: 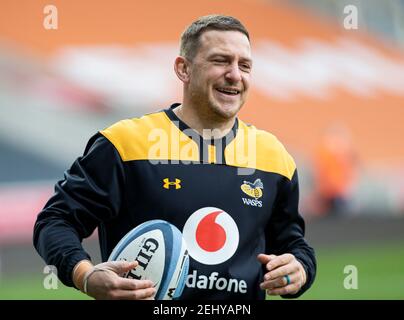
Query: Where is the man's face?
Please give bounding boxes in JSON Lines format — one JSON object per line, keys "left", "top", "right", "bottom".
{"left": 186, "top": 30, "right": 252, "bottom": 120}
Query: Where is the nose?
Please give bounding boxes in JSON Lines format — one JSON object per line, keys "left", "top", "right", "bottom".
{"left": 225, "top": 62, "right": 242, "bottom": 83}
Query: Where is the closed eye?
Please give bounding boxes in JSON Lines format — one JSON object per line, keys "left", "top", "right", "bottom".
{"left": 240, "top": 63, "right": 251, "bottom": 72}
{"left": 212, "top": 59, "right": 227, "bottom": 64}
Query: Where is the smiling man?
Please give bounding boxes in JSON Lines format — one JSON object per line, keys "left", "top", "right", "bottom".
{"left": 174, "top": 26, "right": 251, "bottom": 135}
{"left": 34, "top": 15, "right": 316, "bottom": 300}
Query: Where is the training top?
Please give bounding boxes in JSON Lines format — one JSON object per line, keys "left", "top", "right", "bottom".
{"left": 33, "top": 104, "right": 316, "bottom": 300}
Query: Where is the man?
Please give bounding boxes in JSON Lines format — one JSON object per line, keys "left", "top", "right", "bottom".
{"left": 34, "top": 14, "right": 316, "bottom": 300}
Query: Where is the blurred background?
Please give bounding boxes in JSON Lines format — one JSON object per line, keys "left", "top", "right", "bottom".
{"left": 0, "top": 0, "right": 403, "bottom": 299}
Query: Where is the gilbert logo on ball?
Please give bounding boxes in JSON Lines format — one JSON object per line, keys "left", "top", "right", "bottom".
{"left": 108, "top": 220, "right": 189, "bottom": 300}
{"left": 182, "top": 207, "right": 239, "bottom": 265}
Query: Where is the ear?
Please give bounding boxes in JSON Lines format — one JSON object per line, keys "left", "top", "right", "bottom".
{"left": 174, "top": 56, "right": 190, "bottom": 83}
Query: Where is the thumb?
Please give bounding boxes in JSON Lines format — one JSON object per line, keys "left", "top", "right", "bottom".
{"left": 108, "top": 260, "right": 138, "bottom": 274}
{"left": 257, "top": 253, "right": 276, "bottom": 265}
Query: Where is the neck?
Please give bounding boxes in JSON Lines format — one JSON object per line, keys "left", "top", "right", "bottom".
{"left": 173, "top": 103, "right": 236, "bottom": 140}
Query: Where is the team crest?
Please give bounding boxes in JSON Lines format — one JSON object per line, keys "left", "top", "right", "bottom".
{"left": 241, "top": 179, "right": 263, "bottom": 199}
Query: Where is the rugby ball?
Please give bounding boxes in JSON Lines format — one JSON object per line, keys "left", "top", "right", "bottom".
{"left": 108, "top": 219, "right": 189, "bottom": 300}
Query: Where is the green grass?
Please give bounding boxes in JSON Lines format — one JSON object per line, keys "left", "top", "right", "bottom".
{"left": 1, "top": 242, "right": 403, "bottom": 299}
{"left": 0, "top": 276, "right": 90, "bottom": 300}
{"left": 268, "top": 241, "right": 404, "bottom": 300}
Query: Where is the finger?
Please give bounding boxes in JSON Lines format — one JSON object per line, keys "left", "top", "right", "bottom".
{"left": 266, "top": 283, "right": 300, "bottom": 296}
{"left": 260, "top": 275, "right": 289, "bottom": 290}
{"left": 117, "top": 278, "right": 155, "bottom": 290}
{"left": 264, "top": 264, "right": 297, "bottom": 281}
{"left": 257, "top": 254, "right": 277, "bottom": 265}
{"left": 262, "top": 272, "right": 298, "bottom": 289}
{"left": 109, "top": 260, "right": 139, "bottom": 274}
{"left": 265, "top": 254, "right": 294, "bottom": 272}
{"left": 139, "top": 295, "right": 156, "bottom": 300}
{"left": 111, "top": 287, "right": 156, "bottom": 300}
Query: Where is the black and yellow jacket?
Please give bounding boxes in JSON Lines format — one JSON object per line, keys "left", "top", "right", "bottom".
{"left": 33, "top": 104, "right": 316, "bottom": 300}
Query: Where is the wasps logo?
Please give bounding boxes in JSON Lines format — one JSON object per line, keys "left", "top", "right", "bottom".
{"left": 241, "top": 179, "right": 263, "bottom": 199}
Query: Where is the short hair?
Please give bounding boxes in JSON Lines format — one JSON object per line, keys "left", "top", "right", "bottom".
{"left": 180, "top": 14, "right": 250, "bottom": 60}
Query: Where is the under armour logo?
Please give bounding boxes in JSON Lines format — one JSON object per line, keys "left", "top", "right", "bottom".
{"left": 163, "top": 178, "right": 181, "bottom": 189}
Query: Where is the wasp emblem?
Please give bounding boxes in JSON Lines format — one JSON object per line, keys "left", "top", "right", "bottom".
{"left": 241, "top": 178, "right": 263, "bottom": 199}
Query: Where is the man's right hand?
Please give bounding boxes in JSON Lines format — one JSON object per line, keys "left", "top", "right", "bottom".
{"left": 81, "top": 260, "right": 156, "bottom": 300}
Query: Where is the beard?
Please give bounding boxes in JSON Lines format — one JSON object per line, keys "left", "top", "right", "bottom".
{"left": 188, "top": 84, "right": 245, "bottom": 122}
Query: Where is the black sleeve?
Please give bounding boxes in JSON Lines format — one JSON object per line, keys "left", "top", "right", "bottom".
{"left": 33, "top": 133, "right": 125, "bottom": 287}
{"left": 265, "top": 170, "right": 317, "bottom": 298}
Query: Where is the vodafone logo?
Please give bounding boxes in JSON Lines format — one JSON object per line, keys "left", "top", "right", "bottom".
{"left": 182, "top": 207, "right": 239, "bottom": 265}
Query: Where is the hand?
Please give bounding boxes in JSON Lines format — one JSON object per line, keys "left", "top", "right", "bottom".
{"left": 257, "top": 253, "right": 306, "bottom": 296}
{"left": 84, "top": 260, "right": 156, "bottom": 300}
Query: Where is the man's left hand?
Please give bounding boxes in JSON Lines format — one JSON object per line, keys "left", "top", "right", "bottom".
{"left": 257, "top": 253, "right": 306, "bottom": 296}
